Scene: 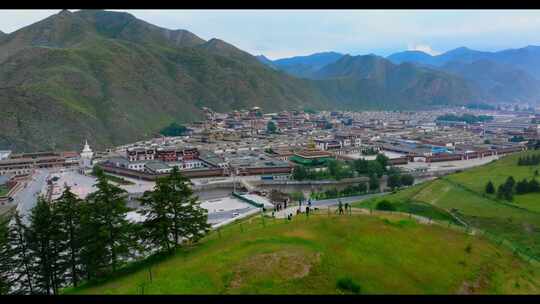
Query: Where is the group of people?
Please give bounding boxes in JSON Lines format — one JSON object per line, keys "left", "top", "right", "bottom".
{"left": 274, "top": 198, "right": 289, "bottom": 212}
{"left": 271, "top": 197, "right": 314, "bottom": 219}
{"left": 337, "top": 199, "right": 351, "bottom": 215}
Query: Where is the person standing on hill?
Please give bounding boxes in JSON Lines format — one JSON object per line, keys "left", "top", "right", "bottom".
{"left": 338, "top": 200, "right": 344, "bottom": 215}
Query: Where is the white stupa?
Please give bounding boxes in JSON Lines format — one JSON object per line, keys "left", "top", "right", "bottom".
{"left": 80, "top": 139, "right": 94, "bottom": 169}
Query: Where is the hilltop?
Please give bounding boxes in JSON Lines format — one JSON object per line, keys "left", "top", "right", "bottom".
{"left": 65, "top": 213, "right": 539, "bottom": 294}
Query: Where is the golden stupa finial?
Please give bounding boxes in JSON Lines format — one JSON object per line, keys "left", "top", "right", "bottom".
{"left": 307, "top": 136, "right": 316, "bottom": 151}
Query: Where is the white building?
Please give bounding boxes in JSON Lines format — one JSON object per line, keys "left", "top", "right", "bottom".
{"left": 79, "top": 140, "right": 94, "bottom": 174}
{"left": 0, "top": 150, "right": 11, "bottom": 161}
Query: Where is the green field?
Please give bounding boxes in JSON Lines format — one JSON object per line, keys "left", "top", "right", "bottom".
{"left": 447, "top": 151, "right": 540, "bottom": 213}
{"left": 0, "top": 185, "right": 8, "bottom": 197}
{"left": 355, "top": 151, "right": 540, "bottom": 260}
{"left": 66, "top": 212, "right": 539, "bottom": 294}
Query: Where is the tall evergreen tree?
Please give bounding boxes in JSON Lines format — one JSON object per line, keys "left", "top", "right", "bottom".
{"left": 0, "top": 215, "right": 13, "bottom": 295}
{"left": 529, "top": 178, "right": 540, "bottom": 192}
{"left": 138, "top": 177, "right": 175, "bottom": 253}
{"left": 26, "top": 196, "right": 64, "bottom": 295}
{"left": 80, "top": 168, "right": 134, "bottom": 280}
{"left": 139, "top": 167, "right": 210, "bottom": 253}
{"left": 515, "top": 179, "right": 529, "bottom": 194}
{"left": 54, "top": 186, "right": 83, "bottom": 287}
{"left": 7, "top": 212, "right": 34, "bottom": 294}
{"left": 485, "top": 181, "right": 495, "bottom": 194}
{"left": 166, "top": 167, "right": 210, "bottom": 246}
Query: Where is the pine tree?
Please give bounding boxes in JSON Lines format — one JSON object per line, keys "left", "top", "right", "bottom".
{"left": 504, "top": 176, "right": 516, "bottom": 192}
{"left": 0, "top": 215, "right": 13, "bottom": 295}
{"left": 496, "top": 184, "right": 504, "bottom": 199}
{"left": 515, "top": 179, "right": 529, "bottom": 195}
{"left": 166, "top": 167, "right": 210, "bottom": 247}
{"left": 7, "top": 212, "right": 34, "bottom": 294}
{"left": 80, "top": 168, "right": 134, "bottom": 279}
{"left": 26, "top": 196, "right": 64, "bottom": 295}
{"left": 502, "top": 177, "right": 514, "bottom": 201}
{"left": 138, "top": 177, "right": 175, "bottom": 253}
{"left": 529, "top": 178, "right": 540, "bottom": 192}
{"left": 54, "top": 186, "right": 83, "bottom": 287}
{"left": 485, "top": 181, "right": 495, "bottom": 194}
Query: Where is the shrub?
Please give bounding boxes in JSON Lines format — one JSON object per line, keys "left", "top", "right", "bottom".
{"left": 376, "top": 200, "right": 396, "bottom": 211}
{"left": 336, "top": 277, "right": 361, "bottom": 294}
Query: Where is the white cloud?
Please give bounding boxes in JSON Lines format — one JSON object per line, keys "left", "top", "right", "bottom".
{"left": 407, "top": 44, "right": 441, "bottom": 56}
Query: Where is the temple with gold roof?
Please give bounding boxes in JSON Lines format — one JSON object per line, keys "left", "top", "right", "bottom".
{"left": 289, "top": 137, "right": 334, "bottom": 167}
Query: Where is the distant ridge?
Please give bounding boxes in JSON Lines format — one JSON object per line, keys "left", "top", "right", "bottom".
{"left": 262, "top": 51, "right": 344, "bottom": 78}
{"left": 255, "top": 55, "right": 277, "bottom": 69}
{"left": 387, "top": 45, "right": 540, "bottom": 79}
{"left": 311, "top": 54, "right": 473, "bottom": 109}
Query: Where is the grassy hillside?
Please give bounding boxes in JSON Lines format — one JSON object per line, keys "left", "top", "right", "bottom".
{"left": 0, "top": 10, "right": 329, "bottom": 152}
{"left": 66, "top": 212, "right": 539, "bottom": 294}
{"left": 355, "top": 151, "right": 540, "bottom": 260}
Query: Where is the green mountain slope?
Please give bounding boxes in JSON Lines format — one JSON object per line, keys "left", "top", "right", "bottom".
{"left": 0, "top": 10, "right": 475, "bottom": 152}
{"left": 0, "top": 10, "right": 329, "bottom": 152}
{"left": 440, "top": 59, "right": 540, "bottom": 103}
{"left": 313, "top": 55, "right": 474, "bottom": 109}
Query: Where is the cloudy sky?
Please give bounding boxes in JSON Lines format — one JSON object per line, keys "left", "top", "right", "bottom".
{"left": 1, "top": 9, "right": 540, "bottom": 59}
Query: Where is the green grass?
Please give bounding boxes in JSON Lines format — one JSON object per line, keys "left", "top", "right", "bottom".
{"left": 65, "top": 213, "right": 539, "bottom": 294}
{"left": 353, "top": 151, "right": 540, "bottom": 260}
{"left": 448, "top": 151, "right": 540, "bottom": 213}
{"left": 0, "top": 185, "right": 8, "bottom": 197}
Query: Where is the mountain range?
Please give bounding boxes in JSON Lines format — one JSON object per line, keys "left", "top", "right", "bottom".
{"left": 0, "top": 10, "right": 329, "bottom": 152}
{"left": 260, "top": 46, "right": 540, "bottom": 105}
{"left": 0, "top": 10, "right": 476, "bottom": 152}
{"left": 387, "top": 46, "right": 540, "bottom": 79}
{"left": 266, "top": 51, "right": 344, "bottom": 78}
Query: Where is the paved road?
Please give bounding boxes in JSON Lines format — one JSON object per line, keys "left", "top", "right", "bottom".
{"left": 12, "top": 170, "right": 49, "bottom": 224}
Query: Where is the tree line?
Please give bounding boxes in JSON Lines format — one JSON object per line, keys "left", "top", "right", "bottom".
{"left": 485, "top": 174, "right": 540, "bottom": 201}
{"left": 159, "top": 122, "right": 188, "bottom": 137}
{"left": 435, "top": 114, "right": 493, "bottom": 124}
{"left": 517, "top": 154, "right": 540, "bottom": 166}
{"left": 292, "top": 154, "right": 393, "bottom": 182}
{"left": 0, "top": 167, "right": 209, "bottom": 295}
